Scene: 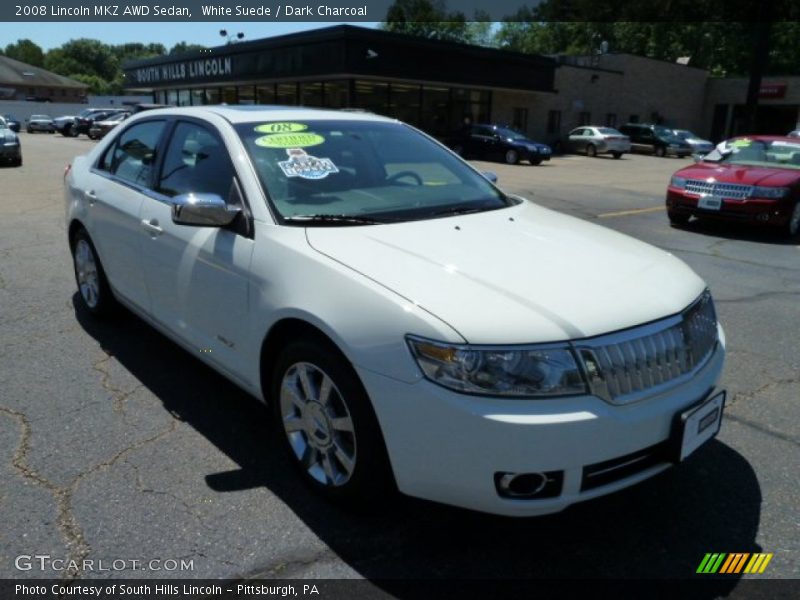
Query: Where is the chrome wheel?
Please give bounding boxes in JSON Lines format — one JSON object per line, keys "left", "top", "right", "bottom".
{"left": 505, "top": 149, "right": 519, "bottom": 164}
{"left": 279, "top": 362, "right": 356, "bottom": 487}
{"left": 74, "top": 239, "right": 100, "bottom": 308}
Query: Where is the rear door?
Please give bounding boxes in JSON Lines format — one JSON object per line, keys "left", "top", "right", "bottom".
{"left": 468, "top": 125, "right": 498, "bottom": 159}
{"left": 137, "top": 118, "right": 255, "bottom": 382}
{"left": 83, "top": 119, "right": 168, "bottom": 311}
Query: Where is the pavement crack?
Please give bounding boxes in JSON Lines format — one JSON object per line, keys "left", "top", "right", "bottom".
{"left": 92, "top": 351, "right": 143, "bottom": 419}
{"left": 0, "top": 405, "right": 178, "bottom": 580}
{"left": 715, "top": 290, "right": 800, "bottom": 304}
{"left": 239, "top": 548, "right": 338, "bottom": 579}
{"left": 725, "top": 413, "right": 799, "bottom": 447}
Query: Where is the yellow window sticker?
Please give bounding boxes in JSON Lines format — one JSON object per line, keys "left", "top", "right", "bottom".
{"left": 730, "top": 138, "right": 751, "bottom": 148}
{"left": 254, "top": 122, "right": 308, "bottom": 134}
{"left": 255, "top": 132, "right": 325, "bottom": 148}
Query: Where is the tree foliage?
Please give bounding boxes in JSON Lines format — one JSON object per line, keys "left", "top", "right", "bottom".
{"left": 3, "top": 39, "right": 45, "bottom": 67}
{"left": 382, "top": 0, "right": 495, "bottom": 46}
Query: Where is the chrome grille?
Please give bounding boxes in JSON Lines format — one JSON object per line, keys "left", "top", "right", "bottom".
{"left": 684, "top": 180, "right": 751, "bottom": 200}
{"left": 576, "top": 292, "right": 718, "bottom": 405}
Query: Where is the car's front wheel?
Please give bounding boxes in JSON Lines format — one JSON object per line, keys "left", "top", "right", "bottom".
{"left": 785, "top": 202, "right": 800, "bottom": 238}
{"left": 586, "top": 144, "right": 597, "bottom": 157}
{"left": 611, "top": 152, "right": 623, "bottom": 159}
{"left": 668, "top": 209, "right": 691, "bottom": 227}
{"left": 71, "top": 229, "right": 117, "bottom": 316}
{"left": 271, "top": 337, "right": 394, "bottom": 508}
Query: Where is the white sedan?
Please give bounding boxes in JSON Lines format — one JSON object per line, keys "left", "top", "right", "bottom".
{"left": 65, "top": 107, "right": 725, "bottom": 516}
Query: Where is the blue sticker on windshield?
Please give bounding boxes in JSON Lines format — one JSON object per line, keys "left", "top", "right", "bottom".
{"left": 278, "top": 148, "right": 339, "bottom": 180}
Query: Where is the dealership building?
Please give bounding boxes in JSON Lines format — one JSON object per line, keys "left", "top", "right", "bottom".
{"left": 123, "top": 25, "right": 800, "bottom": 144}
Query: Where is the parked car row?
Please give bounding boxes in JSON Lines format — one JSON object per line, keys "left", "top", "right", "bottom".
{"left": 54, "top": 107, "right": 131, "bottom": 138}
{"left": 447, "top": 124, "right": 552, "bottom": 165}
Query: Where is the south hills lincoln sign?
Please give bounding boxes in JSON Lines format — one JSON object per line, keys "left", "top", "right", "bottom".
{"left": 132, "top": 57, "right": 234, "bottom": 85}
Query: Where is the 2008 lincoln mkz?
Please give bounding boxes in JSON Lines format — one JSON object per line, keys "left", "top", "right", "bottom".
{"left": 65, "top": 106, "right": 726, "bottom": 516}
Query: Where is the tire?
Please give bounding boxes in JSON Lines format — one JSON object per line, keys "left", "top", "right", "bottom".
{"left": 13, "top": 156, "right": 22, "bottom": 167}
{"left": 611, "top": 152, "right": 623, "bottom": 159}
{"left": 655, "top": 146, "right": 666, "bottom": 158}
{"left": 784, "top": 202, "right": 800, "bottom": 238}
{"left": 70, "top": 229, "right": 117, "bottom": 317}
{"left": 586, "top": 144, "right": 597, "bottom": 157}
{"left": 26, "top": 129, "right": 33, "bottom": 134}
{"left": 668, "top": 209, "right": 691, "bottom": 226}
{"left": 271, "top": 336, "right": 394, "bottom": 509}
{"left": 529, "top": 157, "right": 543, "bottom": 166}
{"left": 504, "top": 149, "right": 519, "bottom": 165}
{"left": 70, "top": 124, "right": 80, "bottom": 137}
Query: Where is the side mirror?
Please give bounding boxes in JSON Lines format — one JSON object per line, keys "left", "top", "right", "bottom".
{"left": 481, "top": 171, "right": 498, "bottom": 184}
{"left": 171, "top": 193, "right": 240, "bottom": 227}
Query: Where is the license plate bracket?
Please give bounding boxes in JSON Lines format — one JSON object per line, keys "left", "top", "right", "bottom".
{"left": 669, "top": 390, "right": 725, "bottom": 463}
{"left": 698, "top": 195, "right": 723, "bottom": 210}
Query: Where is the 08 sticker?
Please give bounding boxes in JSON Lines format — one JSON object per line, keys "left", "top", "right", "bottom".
{"left": 278, "top": 148, "right": 339, "bottom": 179}
{"left": 254, "top": 122, "right": 308, "bottom": 133}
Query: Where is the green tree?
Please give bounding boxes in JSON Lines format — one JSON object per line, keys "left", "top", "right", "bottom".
{"left": 4, "top": 39, "right": 45, "bottom": 67}
{"left": 169, "top": 42, "right": 207, "bottom": 55}
{"left": 382, "top": 0, "right": 493, "bottom": 45}
{"left": 44, "top": 39, "right": 119, "bottom": 82}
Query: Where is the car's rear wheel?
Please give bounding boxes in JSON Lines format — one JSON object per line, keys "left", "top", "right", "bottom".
{"left": 668, "top": 210, "right": 691, "bottom": 226}
{"left": 586, "top": 144, "right": 597, "bottom": 157}
{"left": 271, "top": 337, "right": 394, "bottom": 508}
{"left": 611, "top": 152, "right": 623, "bottom": 159}
{"left": 71, "top": 229, "right": 117, "bottom": 317}
{"left": 785, "top": 202, "right": 800, "bottom": 238}
{"left": 655, "top": 146, "right": 666, "bottom": 158}
{"left": 504, "top": 149, "right": 519, "bottom": 164}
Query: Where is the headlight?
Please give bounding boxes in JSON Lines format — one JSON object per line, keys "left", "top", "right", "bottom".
{"left": 670, "top": 176, "right": 687, "bottom": 188}
{"left": 750, "top": 186, "right": 789, "bottom": 199}
{"left": 406, "top": 336, "right": 588, "bottom": 397}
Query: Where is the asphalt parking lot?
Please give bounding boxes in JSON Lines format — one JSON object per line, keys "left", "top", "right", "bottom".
{"left": 0, "top": 132, "right": 797, "bottom": 589}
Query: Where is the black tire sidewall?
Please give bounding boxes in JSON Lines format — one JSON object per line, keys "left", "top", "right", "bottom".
{"left": 505, "top": 149, "right": 519, "bottom": 164}
{"left": 587, "top": 144, "right": 596, "bottom": 157}
{"left": 270, "top": 337, "right": 394, "bottom": 507}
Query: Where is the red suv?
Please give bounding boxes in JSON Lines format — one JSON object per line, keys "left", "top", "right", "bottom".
{"left": 666, "top": 136, "right": 800, "bottom": 237}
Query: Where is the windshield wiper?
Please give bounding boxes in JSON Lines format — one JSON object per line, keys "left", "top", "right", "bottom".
{"left": 283, "top": 214, "right": 388, "bottom": 226}
{"left": 431, "top": 204, "right": 498, "bottom": 217}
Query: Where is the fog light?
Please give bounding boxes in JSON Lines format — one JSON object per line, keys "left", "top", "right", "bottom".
{"left": 494, "top": 471, "right": 563, "bottom": 499}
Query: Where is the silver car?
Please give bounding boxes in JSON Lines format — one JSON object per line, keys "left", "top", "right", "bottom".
{"left": 567, "top": 126, "right": 631, "bottom": 158}
{"left": 672, "top": 129, "right": 714, "bottom": 155}
{"left": 0, "top": 116, "right": 22, "bottom": 166}
{"left": 26, "top": 114, "right": 55, "bottom": 133}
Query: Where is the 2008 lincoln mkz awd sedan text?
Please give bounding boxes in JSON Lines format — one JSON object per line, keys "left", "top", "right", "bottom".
{"left": 65, "top": 106, "right": 726, "bottom": 516}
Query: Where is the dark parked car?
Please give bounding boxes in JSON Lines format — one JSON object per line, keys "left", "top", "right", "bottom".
{"left": 448, "top": 124, "right": 552, "bottom": 165}
{"left": 3, "top": 114, "right": 21, "bottom": 132}
{"left": 70, "top": 108, "right": 128, "bottom": 137}
{"left": 619, "top": 123, "right": 692, "bottom": 158}
{"left": 0, "top": 116, "right": 22, "bottom": 166}
{"left": 26, "top": 115, "right": 56, "bottom": 133}
{"left": 666, "top": 136, "right": 800, "bottom": 237}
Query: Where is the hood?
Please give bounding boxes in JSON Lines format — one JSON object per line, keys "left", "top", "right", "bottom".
{"left": 676, "top": 161, "right": 800, "bottom": 187}
{"left": 306, "top": 202, "right": 705, "bottom": 344}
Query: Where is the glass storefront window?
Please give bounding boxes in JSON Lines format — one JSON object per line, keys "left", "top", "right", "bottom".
{"left": 166, "top": 90, "right": 177, "bottom": 106}
{"left": 238, "top": 85, "right": 256, "bottom": 104}
{"left": 205, "top": 88, "right": 221, "bottom": 104}
{"left": 354, "top": 80, "right": 389, "bottom": 116}
{"left": 300, "top": 82, "right": 323, "bottom": 107}
{"left": 257, "top": 84, "right": 276, "bottom": 104}
{"left": 177, "top": 89, "right": 190, "bottom": 106}
{"left": 323, "top": 80, "right": 349, "bottom": 108}
{"left": 389, "top": 83, "right": 421, "bottom": 127}
{"left": 450, "top": 87, "right": 490, "bottom": 133}
{"left": 191, "top": 89, "right": 205, "bottom": 105}
{"left": 276, "top": 83, "right": 298, "bottom": 105}
{"left": 420, "top": 86, "right": 449, "bottom": 137}
{"left": 222, "top": 86, "right": 238, "bottom": 104}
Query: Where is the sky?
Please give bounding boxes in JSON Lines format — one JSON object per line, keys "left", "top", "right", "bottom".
{"left": 0, "top": 22, "right": 379, "bottom": 51}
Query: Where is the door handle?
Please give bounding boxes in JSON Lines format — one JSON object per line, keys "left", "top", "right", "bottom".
{"left": 140, "top": 219, "right": 163, "bottom": 236}
{"left": 85, "top": 190, "right": 97, "bottom": 205}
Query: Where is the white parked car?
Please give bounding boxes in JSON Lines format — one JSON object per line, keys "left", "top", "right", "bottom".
{"left": 65, "top": 107, "right": 726, "bottom": 516}
{"left": 672, "top": 129, "right": 715, "bottom": 155}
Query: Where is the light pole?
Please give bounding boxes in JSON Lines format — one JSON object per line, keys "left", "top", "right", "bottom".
{"left": 219, "top": 30, "right": 245, "bottom": 44}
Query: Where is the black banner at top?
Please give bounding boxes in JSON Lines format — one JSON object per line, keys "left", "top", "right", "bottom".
{"left": 1, "top": 0, "right": 799, "bottom": 23}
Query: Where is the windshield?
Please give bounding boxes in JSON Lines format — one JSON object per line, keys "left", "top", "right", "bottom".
{"left": 495, "top": 127, "right": 529, "bottom": 141}
{"left": 236, "top": 120, "right": 510, "bottom": 224}
{"left": 703, "top": 138, "right": 800, "bottom": 170}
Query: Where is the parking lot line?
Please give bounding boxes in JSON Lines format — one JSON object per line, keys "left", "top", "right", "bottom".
{"left": 598, "top": 206, "right": 665, "bottom": 218}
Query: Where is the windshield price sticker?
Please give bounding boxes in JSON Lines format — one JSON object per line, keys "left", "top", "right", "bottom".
{"left": 256, "top": 132, "right": 325, "bottom": 148}
{"left": 278, "top": 148, "right": 339, "bottom": 179}
{"left": 254, "top": 122, "right": 308, "bottom": 134}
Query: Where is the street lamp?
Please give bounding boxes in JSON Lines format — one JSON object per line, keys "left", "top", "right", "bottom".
{"left": 219, "top": 30, "right": 245, "bottom": 44}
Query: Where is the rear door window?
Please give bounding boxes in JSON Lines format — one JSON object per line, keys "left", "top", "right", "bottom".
{"left": 106, "top": 120, "right": 167, "bottom": 187}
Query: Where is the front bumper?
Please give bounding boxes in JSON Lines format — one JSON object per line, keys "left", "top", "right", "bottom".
{"left": 359, "top": 332, "right": 725, "bottom": 516}
{"left": 667, "top": 189, "right": 794, "bottom": 226}
{"left": 0, "top": 144, "right": 21, "bottom": 159}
